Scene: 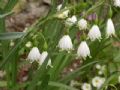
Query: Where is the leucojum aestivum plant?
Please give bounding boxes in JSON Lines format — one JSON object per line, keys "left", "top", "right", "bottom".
{"left": 0, "top": 0, "right": 120, "bottom": 90}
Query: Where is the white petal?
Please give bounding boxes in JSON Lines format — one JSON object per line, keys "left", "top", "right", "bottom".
{"left": 27, "top": 47, "right": 41, "bottom": 62}
{"left": 77, "top": 41, "right": 90, "bottom": 59}
{"left": 39, "top": 51, "right": 52, "bottom": 67}
{"left": 65, "top": 15, "right": 77, "bottom": 26}
{"left": 58, "top": 35, "right": 73, "bottom": 51}
{"left": 57, "top": 4, "right": 62, "bottom": 11}
{"left": 88, "top": 25, "right": 101, "bottom": 41}
{"left": 114, "top": 0, "right": 120, "bottom": 7}
{"left": 106, "top": 18, "right": 115, "bottom": 38}
{"left": 57, "top": 10, "right": 69, "bottom": 19}
{"left": 78, "top": 19, "right": 87, "bottom": 30}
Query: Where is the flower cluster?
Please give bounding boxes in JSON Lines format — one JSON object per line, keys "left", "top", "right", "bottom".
{"left": 56, "top": 4, "right": 116, "bottom": 60}
{"left": 81, "top": 76, "right": 105, "bottom": 90}
{"left": 27, "top": 47, "right": 52, "bottom": 67}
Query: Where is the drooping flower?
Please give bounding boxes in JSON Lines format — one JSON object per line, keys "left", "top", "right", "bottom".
{"left": 114, "top": 0, "right": 120, "bottom": 7}
{"left": 77, "top": 41, "right": 90, "bottom": 59}
{"left": 27, "top": 47, "right": 41, "bottom": 62}
{"left": 39, "top": 51, "right": 52, "bottom": 67}
{"left": 92, "top": 76, "right": 105, "bottom": 89}
{"left": 57, "top": 10, "right": 69, "bottom": 19}
{"left": 88, "top": 25, "right": 101, "bottom": 41}
{"left": 58, "top": 35, "right": 73, "bottom": 51}
{"left": 57, "top": 4, "right": 62, "bottom": 11}
{"left": 78, "top": 19, "right": 87, "bottom": 30}
{"left": 81, "top": 83, "right": 92, "bottom": 90}
{"left": 65, "top": 15, "right": 77, "bottom": 27}
{"left": 106, "top": 18, "right": 116, "bottom": 38}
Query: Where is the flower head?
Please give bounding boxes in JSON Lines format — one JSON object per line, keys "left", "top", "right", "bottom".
{"left": 81, "top": 83, "right": 92, "bottom": 90}
{"left": 106, "top": 18, "right": 116, "bottom": 38}
{"left": 88, "top": 25, "right": 101, "bottom": 41}
{"left": 57, "top": 4, "right": 62, "bottom": 11}
{"left": 78, "top": 19, "right": 87, "bottom": 30}
{"left": 39, "top": 51, "right": 52, "bottom": 67}
{"left": 27, "top": 47, "right": 41, "bottom": 62}
{"left": 58, "top": 35, "right": 73, "bottom": 51}
{"left": 65, "top": 15, "right": 77, "bottom": 27}
{"left": 92, "top": 76, "right": 105, "bottom": 89}
{"left": 77, "top": 41, "right": 90, "bottom": 59}
{"left": 57, "top": 10, "right": 69, "bottom": 19}
{"left": 114, "top": 0, "right": 120, "bottom": 7}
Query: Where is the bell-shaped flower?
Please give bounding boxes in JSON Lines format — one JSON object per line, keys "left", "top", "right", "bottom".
{"left": 39, "top": 51, "right": 53, "bottom": 67}
{"left": 106, "top": 18, "right": 116, "bottom": 38}
{"left": 57, "top": 4, "right": 62, "bottom": 11}
{"left": 27, "top": 47, "right": 41, "bottom": 62}
{"left": 78, "top": 19, "right": 87, "bottom": 30}
{"left": 58, "top": 35, "right": 73, "bottom": 51}
{"left": 65, "top": 15, "right": 77, "bottom": 27}
{"left": 77, "top": 41, "right": 90, "bottom": 59}
{"left": 88, "top": 25, "right": 101, "bottom": 41}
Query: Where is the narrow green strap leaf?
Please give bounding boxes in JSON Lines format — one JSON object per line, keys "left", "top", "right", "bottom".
{"left": 48, "top": 81, "right": 78, "bottom": 90}
{"left": 0, "top": 11, "right": 13, "bottom": 18}
{"left": 0, "top": 32, "right": 25, "bottom": 40}
{"left": 4, "top": 0, "right": 18, "bottom": 12}
{"left": 60, "top": 61, "right": 99, "bottom": 82}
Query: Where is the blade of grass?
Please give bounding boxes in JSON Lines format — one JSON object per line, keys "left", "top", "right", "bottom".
{"left": 4, "top": 0, "right": 18, "bottom": 12}
{"left": 59, "top": 61, "right": 99, "bottom": 83}
{"left": 0, "top": 32, "right": 25, "bottom": 40}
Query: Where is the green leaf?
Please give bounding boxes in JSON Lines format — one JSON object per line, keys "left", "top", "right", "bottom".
{"left": 0, "top": 32, "right": 25, "bottom": 40}
{"left": 60, "top": 61, "right": 99, "bottom": 83}
{"left": 4, "top": 0, "right": 18, "bottom": 12}
{"left": 48, "top": 81, "right": 78, "bottom": 90}
{"left": 0, "top": 11, "right": 13, "bottom": 18}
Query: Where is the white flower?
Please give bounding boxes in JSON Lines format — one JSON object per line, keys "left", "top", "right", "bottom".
{"left": 95, "top": 64, "right": 106, "bottom": 75}
{"left": 78, "top": 19, "right": 87, "bottom": 30}
{"left": 39, "top": 51, "right": 52, "bottom": 67}
{"left": 92, "top": 76, "right": 105, "bottom": 89}
{"left": 58, "top": 35, "right": 73, "bottom": 51}
{"left": 81, "top": 83, "right": 92, "bottom": 90}
{"left": 88, "top": 25, "right": 101, "bottom": 41}
{"left": 114, "top": 0, "right": 120, "bottom": 7}
{"left": 106, "top": 18, "right": 116, "bottom": 38}
{"left": 25, "top": 41, "right": 32, "bottom": 48}
{"left": 65, "top": 15, "right": 77, "bottom": 26}
{"left": 57, "top": 4, "right": 62, "bottom": 11}
{"left": 77, "top": 41, "right": 90, "bottom": 59}
{"left": 27, "top": 47, "right": 41, "bottom": 62}
{"left": 57, "top": 10, "right": 69, "bottom": 19}
{"left": 95, "top": 64, "right": 101, "bottom": 70}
